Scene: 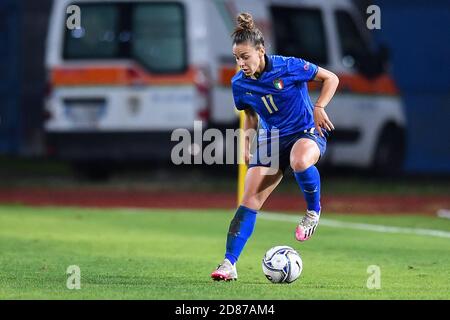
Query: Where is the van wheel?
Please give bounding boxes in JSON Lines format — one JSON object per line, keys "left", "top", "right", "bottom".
{"left": 71, "top": 162, "right": 112, "bottom": 181}
{"left": 372, "top": 125, "right": 405, "bottom": 174}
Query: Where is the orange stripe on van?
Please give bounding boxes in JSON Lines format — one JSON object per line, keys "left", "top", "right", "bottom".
{"left": 51, "top": 65, "right": 197, "bottom": 86}
{"left": 219, "top": 66, "right": 238, "bottom": 86}
{"left": 219, "top": 65, "right": 399, "bottom": 95}
{"left": 308, "top": 73, "right": 399, "bottom": 95}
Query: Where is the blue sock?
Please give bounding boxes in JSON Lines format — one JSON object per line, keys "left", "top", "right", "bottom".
{"left": 293, "top": 165, "right": 321, "bottom": 213}
{"left": 225, "top": 205, "right": 257, "bottom": 265}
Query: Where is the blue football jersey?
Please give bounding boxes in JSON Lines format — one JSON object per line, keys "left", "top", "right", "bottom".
{"left": 232, "top": 55, "right": 318, "bottom": 140}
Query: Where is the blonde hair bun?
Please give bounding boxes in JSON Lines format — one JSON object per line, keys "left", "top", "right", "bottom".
{"left": 237, "top": 13, "right": 255, "bottom": 31}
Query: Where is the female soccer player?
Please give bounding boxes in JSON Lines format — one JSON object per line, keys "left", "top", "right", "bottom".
{"left": 211, "top": 13, "right": 339, "bottom": 281}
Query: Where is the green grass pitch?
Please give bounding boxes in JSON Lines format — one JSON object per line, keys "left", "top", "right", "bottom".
{"left": 0, "top": 205, "right": 449, "bottom": 299}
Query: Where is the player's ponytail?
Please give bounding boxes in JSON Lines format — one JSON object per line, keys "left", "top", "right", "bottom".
{"left": 232, "top": 12, "right": 265, "bottom": 48}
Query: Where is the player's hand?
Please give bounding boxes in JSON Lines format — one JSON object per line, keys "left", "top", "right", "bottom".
{"left": 313, "top": 106, "right": 334, "bottom": 137}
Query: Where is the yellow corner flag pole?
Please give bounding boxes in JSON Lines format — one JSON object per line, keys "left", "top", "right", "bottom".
{"left": 234, "top": 64, "right": 247, "bottom": 207}
{"left": 237, "top": 110, "right": 247, "bottom": 206}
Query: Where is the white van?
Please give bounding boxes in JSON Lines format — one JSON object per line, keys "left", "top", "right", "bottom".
{"left": 45, "top": 0, "right": 406, "bottom": 173}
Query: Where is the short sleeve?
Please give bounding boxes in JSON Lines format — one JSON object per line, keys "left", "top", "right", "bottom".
{"left": 286, "top": 57, "right": 319, "bottom": 82}
{"left": 232, "top": 82, "right": 249, "bottom": 111}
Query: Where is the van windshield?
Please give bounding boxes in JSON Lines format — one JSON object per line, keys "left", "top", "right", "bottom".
{"left": 63, "top": 2, "right": 186, "bottom": 73}
{"left": 271, "top": 6, "right": 328, "bottom": 65}
{"left": 335, "top": 10, "right": 383, "bottom": 77}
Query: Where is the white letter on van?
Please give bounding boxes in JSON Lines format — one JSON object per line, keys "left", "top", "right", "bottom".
{"left": 193, "top": 121, "right": 204, "bottom": 165}
{"left": 366, "top": 5, "right": 381, "bottom": 30}
{"left": 66, "top": 5, "right": 81, "bottom": 30}
{"left": 203, "top": 128, "right": 224, "bottom": 165}
{"left": 171, "top": 129, "right": 192, "bottom": 165}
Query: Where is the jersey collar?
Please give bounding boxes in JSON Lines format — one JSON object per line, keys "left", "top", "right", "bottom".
{"left": 247, "top": 54, "right": 273, "bottom": 80}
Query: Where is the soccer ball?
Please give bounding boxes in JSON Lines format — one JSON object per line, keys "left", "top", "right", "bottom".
{"left": 262, "top": 246, "right": 303, "bottom": 283}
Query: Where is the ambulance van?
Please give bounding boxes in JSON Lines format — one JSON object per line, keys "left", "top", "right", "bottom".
{"left": 45, "top": 0, "right": 406, "bottom": 174}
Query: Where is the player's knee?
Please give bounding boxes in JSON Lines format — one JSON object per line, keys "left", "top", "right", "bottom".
{"left": 241, "top": 196, "right": 263, "bottom": 211}
{"left": 290, "top": 157, "right": 312, "bottom": 172}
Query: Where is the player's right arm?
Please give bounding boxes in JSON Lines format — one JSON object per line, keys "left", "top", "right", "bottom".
{"left": 243, "top": 108, "right": 258, "bottom": 165}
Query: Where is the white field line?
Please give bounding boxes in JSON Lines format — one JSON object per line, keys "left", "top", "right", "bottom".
{"left": 259, "top": 212, "right": 450, "bottom": 239}
{"left": 437, "top": 209, "right": 450, "bottom": 219}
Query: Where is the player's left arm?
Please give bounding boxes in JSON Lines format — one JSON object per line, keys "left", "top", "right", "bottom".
{"left": 312, "top": 67, "right": 339, "bottom": 136}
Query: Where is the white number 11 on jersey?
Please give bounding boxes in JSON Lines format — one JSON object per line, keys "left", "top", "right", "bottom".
{"left": 261, "top": 94, "right": 279, "bottom": 114}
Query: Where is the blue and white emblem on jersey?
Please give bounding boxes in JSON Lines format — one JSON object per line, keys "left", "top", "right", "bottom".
{"left": 273, "top": 78, "right": 284, "bottom": 90}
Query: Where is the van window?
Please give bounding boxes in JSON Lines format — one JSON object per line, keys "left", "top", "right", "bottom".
{"left": 63, "top": 2, "right": 186, "bottom": 73}
{"left": 335, "top": 10, "right": 384, "bottom": 77}
{"left": 335, "top": 11, "right": 373, "bottom": 66}
{"left": 335, "top": 10, "right": 369, "bottom": 63}
{"left": 64, "top": 5, "right": 120, "bottom": 59}
{"left": 271, "top": 6, "right": 328, "bottom": 65}
{"left": 132, "top": 4, "right": 185, "bottom": 73}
